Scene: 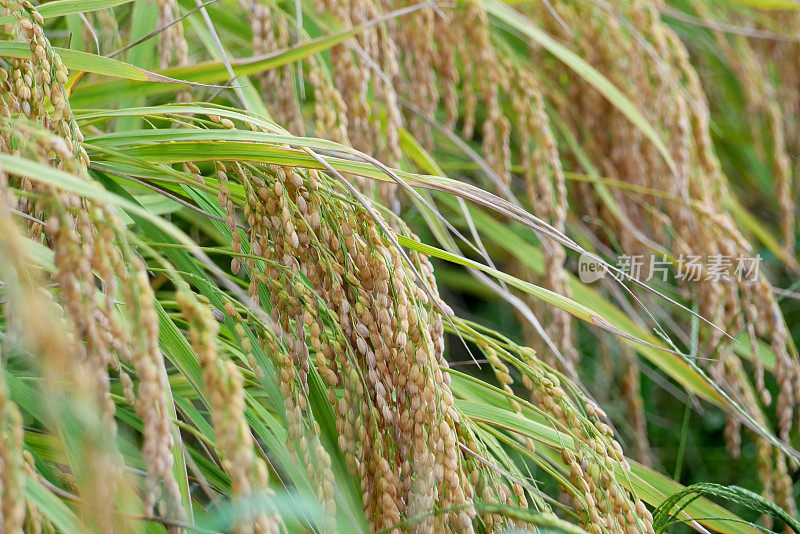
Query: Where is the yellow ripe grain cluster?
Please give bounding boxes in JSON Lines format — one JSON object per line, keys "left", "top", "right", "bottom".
{"left": 0, "top": 0, "right": 798, "bottom": 533}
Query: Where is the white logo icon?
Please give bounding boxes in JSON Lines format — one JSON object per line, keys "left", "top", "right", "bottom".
{"left": 578, "top": 253, "right": 606, "bottom": 283}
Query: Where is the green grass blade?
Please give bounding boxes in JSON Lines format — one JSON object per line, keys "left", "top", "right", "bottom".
{"left": 0, "top": 0, "right": 133, "bottom": 24}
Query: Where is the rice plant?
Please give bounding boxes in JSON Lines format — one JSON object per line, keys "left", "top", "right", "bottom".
{"left": 0, "top": 0, "right": 798, "bottom": 532}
